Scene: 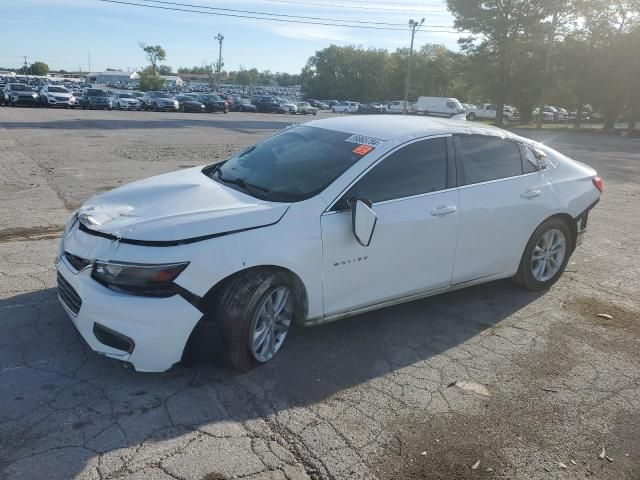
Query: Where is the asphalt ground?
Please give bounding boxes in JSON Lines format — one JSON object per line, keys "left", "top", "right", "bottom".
{"left": 0, "top": 107, "right": 639, "bottom": 480}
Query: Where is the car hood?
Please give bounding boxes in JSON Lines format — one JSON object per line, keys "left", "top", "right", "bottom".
{"left": 77, "top": 167, "right": 290, "bottom": 245}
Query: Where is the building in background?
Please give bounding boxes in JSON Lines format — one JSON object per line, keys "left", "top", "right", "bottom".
{"left": 161, "top": 75, "right": 184, "bottom": 88}
{"left": 86, "top": 71, "right": 140, "bottom": 84}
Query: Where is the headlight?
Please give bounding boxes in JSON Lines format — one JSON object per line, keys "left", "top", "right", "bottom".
{"left": 92, "top": 261, "right": 189, "bottom": 297}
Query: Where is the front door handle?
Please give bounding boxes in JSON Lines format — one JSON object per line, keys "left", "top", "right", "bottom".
{"left": 431, "top": 205, "right": 457, "bottom": 216}
{"left": 521, "top": 189, "right": 541, "bottom": 199}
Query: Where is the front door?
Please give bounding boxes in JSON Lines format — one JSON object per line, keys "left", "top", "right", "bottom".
{"left": 321, "top": 136, "right": 460, "bottom": 317}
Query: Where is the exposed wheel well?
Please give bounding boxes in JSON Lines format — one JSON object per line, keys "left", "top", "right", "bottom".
{"left": 182, "top": 265, "right": 309, "bottom": 365}
{"left": 201, "top": 265, "right": 308, "bottom": 321}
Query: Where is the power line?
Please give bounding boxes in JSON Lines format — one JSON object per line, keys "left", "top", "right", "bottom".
{"left": 136, "top": 0, "right": 425, "bottom": 27}
{"left": 266, "top": 0, "right": 449, "bottom": 13}
{"left": 98, "top": 0, "right": 459, "bottom": 32}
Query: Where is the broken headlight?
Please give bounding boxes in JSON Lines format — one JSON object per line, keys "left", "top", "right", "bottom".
{"left": 92, "top": 261, "right": 189, "bottom": 297}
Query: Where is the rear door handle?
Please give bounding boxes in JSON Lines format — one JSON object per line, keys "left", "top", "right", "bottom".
{"left": 431, "top": 205, "right": 457, "bottom": 216}
{"left": 520, "top": 189, "right": 541, "bottom": 199}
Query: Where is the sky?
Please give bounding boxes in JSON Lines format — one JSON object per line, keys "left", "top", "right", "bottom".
{"left": 1, "top": 0, "right": 463, "bottom": 74}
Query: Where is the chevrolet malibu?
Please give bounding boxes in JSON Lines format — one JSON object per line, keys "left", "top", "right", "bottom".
{"left": 56, "top": 116, "right": 602, "bottom": 372}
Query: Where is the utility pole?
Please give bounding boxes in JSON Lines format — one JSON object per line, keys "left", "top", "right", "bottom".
{"left": 537, "top": 6, "right": 559, "bottom": 129}
{"left": 403, "top": 18, "right": 424, "bottom": 115}
{"left": 23, "top": 56, "right": 28, "bottom": 75}
{"left": 215, "top": 33, "right": 224, "bottom": 93}
{"left": 88, "top": 51, "right": 91, "bottom": 73}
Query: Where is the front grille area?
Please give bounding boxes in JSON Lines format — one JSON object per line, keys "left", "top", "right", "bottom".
{"left": 57, "top": 272, "right": 82, "bottom": 315}
{"left": 64, "top": 251, "right": 91, "bottom": 271}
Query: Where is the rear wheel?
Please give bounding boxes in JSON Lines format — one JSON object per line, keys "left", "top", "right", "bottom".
{"left": 216, "top": 270, "right": 295, "bottom": 371}
{"left": 467, "top": 112, "right": 475, "bottom": 120}
{"left": 513, "top": 218, "right": 572, "bottom": 291}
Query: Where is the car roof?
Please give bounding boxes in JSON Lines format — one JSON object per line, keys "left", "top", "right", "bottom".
{"left": 305, "top": 115, "right": 519, "bottom": 143}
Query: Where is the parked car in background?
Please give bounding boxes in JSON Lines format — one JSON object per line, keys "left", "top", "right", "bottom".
{"left": 308, "top": 99, "right": 329, "bottom": 110}
{"left": 4, "top": 83, "right": 39, "bottom": 107}
{"left": 415, "top": 97, "right": 465, "bottom": 118}
{"left": 57, "top": 116, "right": 603, "bottom": 372}
{"left": 533, "top": 106, "right": 557, "bottom": 123}
{"left": 556, "top": 107, "right": 569, "bottom": 122}
{"left": 231, "top": 98, "right": 257, "bottom": 112}
{"left": 466, "top": 103, "right": 519, "bottom": 122}
{"left": 278, "top": 99, "right": 298, "bottom": 114}
{"left": 295, "top": 102, "right": 318, "bottom": 115}
{"left": 142, "top": 91, "right": 178, "bottom": 112}
{"left": 112, "top": 92, "right": 141, "bottom": 111}
{"left": 39, "top": 85, "right": 77, "bottom": 108}
{"left": 358, "top": 103, "right": 383, "bottom": 114}
{"left": 194, "top": 94, "right": 228, "bottom": 113}
{"left": 382, "top": 100, "right": 414, "bottom": 114}
{"left": 254, "top": 96, "right": 281, "bottom": 113}
{"left": 175, "top": 95, "right": 205, "bottom": 113}
{"left": 331, "top": 101, "right": 359, "bottom": 113}
{"left": 80, "top": 89, "right": 113, "bottom": 110}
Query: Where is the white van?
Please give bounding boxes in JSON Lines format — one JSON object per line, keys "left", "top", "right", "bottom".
{"left": 415, "top": 97, "right": 466, "bottom": 118}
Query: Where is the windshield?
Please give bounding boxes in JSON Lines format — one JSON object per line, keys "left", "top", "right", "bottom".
{"left": 12, "top": 84, "right": 31, "bottom": 91}
{"left": 118, "top": 93, "right": 134, "bottom": 99}
{"left": 201, "top": 95, "right": 221, "bottom": 101}
{"left": 49, "top": 87, "right": 68, "bottom": 93}
{"left": 208, "top": 126, "right": 366, "bottom": 202}
{"left": 88, "top": 89, "right": 108, "bottom": 97}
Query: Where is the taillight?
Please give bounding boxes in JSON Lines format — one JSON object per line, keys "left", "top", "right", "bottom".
{"left": 593, "top": 176, "right": 604, "bottom": 193}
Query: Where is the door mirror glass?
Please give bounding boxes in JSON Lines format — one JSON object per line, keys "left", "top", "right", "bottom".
{"left": 352, "top": 199, "right": 377, "bottom": 247}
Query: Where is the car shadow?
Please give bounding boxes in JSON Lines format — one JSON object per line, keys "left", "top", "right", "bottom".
{"left": 0, "top": 280, "right": 544, "bottom": 479}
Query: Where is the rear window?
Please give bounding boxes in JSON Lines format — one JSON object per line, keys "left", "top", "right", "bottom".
{"left": 87, "top": 89, "right": 107, "bottom": 97}
{"left": 459, "top": 136, "right": 523, "bottom": 185}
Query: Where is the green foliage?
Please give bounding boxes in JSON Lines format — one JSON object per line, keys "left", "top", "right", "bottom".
{"left": 30, "top": 61, "right": 49, "bottom": 75}
{"left": 157, "top": 65, "right": 173, "bottom": 76}
{"left": 139, "top": 66, "right": 164, "bottom": 91}
{"left": 140, "top": 43, "right": 167, "bottom": 73}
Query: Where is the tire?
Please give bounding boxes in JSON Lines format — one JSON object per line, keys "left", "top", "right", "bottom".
{"left": 513, "top": 218, "right": 572, "bottom": 291}
{"left": 467, "top": 113, "right": 476, "bottom": 120}
{"left": 153, "top": 103, "right": 158, "bottom": 112}
{"left": 216, "top": 270, "right": 296, "bottom": 371}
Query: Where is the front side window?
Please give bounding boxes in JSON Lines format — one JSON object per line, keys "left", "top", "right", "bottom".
{"left": 207, "top": 126, "right": 367, "bottom": 202}
{"left": 337, "top": 137, "right": 449, "bottom": 209}
{"left": 459, "top": 136, "right": 524, "bottom": 185}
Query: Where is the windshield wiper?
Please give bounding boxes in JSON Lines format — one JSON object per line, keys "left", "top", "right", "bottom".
{"left": 215, "top": 169, "right": 270, "bottom": 198}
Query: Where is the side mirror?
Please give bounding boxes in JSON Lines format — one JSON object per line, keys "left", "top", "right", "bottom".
{"left": 351, "top": 199, "right": 377, "bottom": 247}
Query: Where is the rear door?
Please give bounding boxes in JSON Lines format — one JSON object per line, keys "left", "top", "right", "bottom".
{"left": 321, "top": 136, "right": 459, "bottom": 316}
{"left": 451, "top": 135, "right": 550, "bottom": 284}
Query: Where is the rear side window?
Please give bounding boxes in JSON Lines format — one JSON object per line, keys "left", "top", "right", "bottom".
{"left": 459, "top": 136, "right": 523, "bottom": 185}
{"left": 339, "top": 137, "right": 448, "bottom": 207}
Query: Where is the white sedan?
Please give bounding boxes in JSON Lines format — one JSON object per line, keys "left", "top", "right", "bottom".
{"left": 56, "top": 116, "right": 602, "bottom": 372}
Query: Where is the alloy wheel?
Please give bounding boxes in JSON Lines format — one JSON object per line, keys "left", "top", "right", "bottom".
{"left": 249, "top": 286, "right": 292, "bottom": 363}
{"left": 531, "top": 228, "right": 566, "bottom": 282}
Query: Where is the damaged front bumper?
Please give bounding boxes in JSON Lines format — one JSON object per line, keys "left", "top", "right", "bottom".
{"left": 55, "top": 219, "right": 203, "bottom": 372}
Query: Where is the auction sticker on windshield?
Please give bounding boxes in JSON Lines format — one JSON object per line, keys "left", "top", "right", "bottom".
{"left": 344, "top": 134, "right": 383, "bottom": 147}
{"left": 352, "top": 144, "right": 375, "bottom": 156}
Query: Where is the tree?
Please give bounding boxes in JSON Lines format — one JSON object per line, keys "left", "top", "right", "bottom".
{"left": 138, "top": 66, "right": 164, "bottom": 91}
{"left": 30, "top": 61, "right": 49, "bottom": 76}
{"left": 157, "top": 65, "right": 173, "bottom": 76}
{"left": 447, "top": 0, "right": 549, "bottom": 125}
{"left": 139, "top": 43, "right": 166, "bottom": 73}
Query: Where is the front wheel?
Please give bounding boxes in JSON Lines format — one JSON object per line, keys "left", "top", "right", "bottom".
{"left": 513, "top": 218, "right": 572, "bottom": 291}
{"left": 216, "top": 270, "right": 295, "bottom": 371}
{"left": 467, "top": 112, "right": 476, "bottom": 120}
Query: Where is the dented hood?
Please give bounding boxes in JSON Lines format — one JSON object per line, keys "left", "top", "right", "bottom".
{"left": 78, "top": 167, "right": 289, "bottom": 244}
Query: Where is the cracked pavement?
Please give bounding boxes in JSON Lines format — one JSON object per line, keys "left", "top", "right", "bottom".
{"left": 0, "top": 109, "right": 639, "bottom": 480}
